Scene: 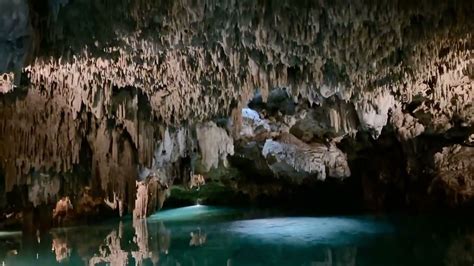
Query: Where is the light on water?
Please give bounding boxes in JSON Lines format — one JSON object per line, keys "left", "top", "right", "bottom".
{"left": 195, "top": 198, "right": 203, "bottom": 206}
{"left": 0, "top": 207, "right": 472, "bottom": 265}
{"left": 148, "top": 205, "right": 236, "bottom": 222}
{"left": 227, "top": 217, "right": 393, "bottom": 245}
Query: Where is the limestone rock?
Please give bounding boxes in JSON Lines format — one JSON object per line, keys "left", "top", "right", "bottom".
{"left": 262, "top": 133, "right": 350, "bottom": 182}
{"left": 133, "top": 177, "right": 169, "bottom": 220}
{"left": 28, "top": 173, "right": 61, "bottom": 207}
{"left": 291, "top": 99, "right": 358, "bottom": 142}
{"left": 431, "top": 144, "right": 474, "bottom": 204}
{"left": 390, "top": 104, "right": 425, "bottom": 141}
{"left": 196, "top": 122, "right": 234, "bottom": 171}
{"left": 0, "top": 0, "right": 473, "bottom": 215}
{"left": 240, "top": 108, "right": 271, "bottom": 138}
{"left": 355, "top": 89, "right": 395, "bottom": 139}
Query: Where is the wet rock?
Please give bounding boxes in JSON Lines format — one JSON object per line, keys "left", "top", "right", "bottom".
{"left": 0, "top": 0, "right": 473, "bottom": 218}
{"left": 133, "top": 176, "right": 169, "bottom": 220}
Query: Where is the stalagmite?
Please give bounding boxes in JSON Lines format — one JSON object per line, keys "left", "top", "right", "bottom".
{"left": 104, "top": 192, "right": 124, "bottom": 217}
{"left": 52, "top": 196, "right": 73, "bottom": 225}
{"left": 133, "top": 175, "right": 170, "bottom": 220}
{"left": 27, "top": 174, "right": 61, "bottom": 207}
{"left": 133, "top": 181, "right": 149, "bottom": 220}
{"left": 0, "top": 0, "right": 473, "bottom": 218}
{"left": 189, "top": 174, "right": 206, "bottom": 189}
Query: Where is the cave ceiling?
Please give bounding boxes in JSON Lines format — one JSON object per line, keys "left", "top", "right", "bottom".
{"left": 0, "top": 0, "right": 473, "bottom": 209}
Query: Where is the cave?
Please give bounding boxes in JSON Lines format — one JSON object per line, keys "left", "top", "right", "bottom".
{"left": 0, "top": 0, "right": 473, "bottom": 265}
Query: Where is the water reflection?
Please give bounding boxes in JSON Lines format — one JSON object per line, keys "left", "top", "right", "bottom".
{"left": 0, "top": 207, "right": 473, "bottom": 265}
{"left": 51, "top": 232, "right": 71, "bottom": 263}
{"left": 130, "top": 219, "right": 158, "bottom": 266}
{"left": 85, "top": 220, "right": 170, "bottom": 265}
{"left": 88, "top": 222, "right": 128, "bottom": 265}
{"left": 189, "top": 228, "right": 207, "bottom": 247}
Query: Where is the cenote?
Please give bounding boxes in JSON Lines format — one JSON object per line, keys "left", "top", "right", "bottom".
{"left": 0, "top": 0, "right": 473, "bottom": 265}
{"left": 0, "top": 206, "right": 473, "bottom": 265}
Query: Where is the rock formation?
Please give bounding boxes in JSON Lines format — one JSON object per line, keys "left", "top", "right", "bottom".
{"left": 262, "top": 132, "right": 350, "bottom": 182}
{"left": 431, "top": 144, "right": 474, "bottom": 205}
{"left": 0, "top": 0, "right": 473, "bottom": 225}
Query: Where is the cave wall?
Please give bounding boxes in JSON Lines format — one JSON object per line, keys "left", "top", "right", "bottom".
{"left": 0, "top": 0, "right": 473, "bottom": 222}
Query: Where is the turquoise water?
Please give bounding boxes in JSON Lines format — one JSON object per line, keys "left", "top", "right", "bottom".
{"left": 0, "top": 205, "right": 472, "bottom": 265}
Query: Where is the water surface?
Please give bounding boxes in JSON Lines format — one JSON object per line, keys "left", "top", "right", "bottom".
{"left": 0, "top": 206, "right": 472, "bottom": 265}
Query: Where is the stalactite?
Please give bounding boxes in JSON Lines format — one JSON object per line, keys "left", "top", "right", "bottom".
{"left": 27, "top": 174, "right": 61, "bottom": 207}
{"left": 290, "top": 99, "right": 358, "bottom": 141}
{"left": 133, "top": 176, "right": 169, "bottom": 220}
{"left": 262, "top": 133, "right": 350, "bottom": 182}
{"left": 390, "top": 102, "right": 425, "bottom": 141}
{"left": 104, "top": 192, "right": 124, "bottom": 217}
{"left": 133, "top": 180, "right": 148, "bottom": 220}
{"left": 355, "top": 89, "right": 395, "bottom": 139}
{"left": 196, "top": 122, "right": 234, "bottom": 171}
{"left": 0, "top": 0, "right": 473, "bottom": 213}
{"left": 0, "top": 89, "right": 83, "bottom": 191}
{"left": 3, "top": 0, "right": 469, "bottom": 130}
{"left": 189, "top": 174, "right": 206, "bottom": 190}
